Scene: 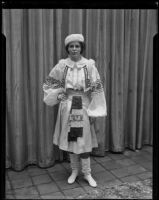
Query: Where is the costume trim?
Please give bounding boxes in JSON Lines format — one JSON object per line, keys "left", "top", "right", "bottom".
{"left": 61, "top": 65, "right": 69, "bottom": 88}
{"left": 83, "top": 65, "right": 91, "bottom": 89}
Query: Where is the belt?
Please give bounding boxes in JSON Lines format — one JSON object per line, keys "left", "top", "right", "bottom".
{"left": 67, "top": 88, "right": 84, "bottom": 92}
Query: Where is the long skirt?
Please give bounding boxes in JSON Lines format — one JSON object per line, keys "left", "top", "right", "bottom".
{"left": 53, "top": 89, "right": 98, "bottom": 154}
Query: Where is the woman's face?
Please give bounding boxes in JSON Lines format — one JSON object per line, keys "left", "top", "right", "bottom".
{"left": 67, "top": 41, "right": 81, "bottom": 60}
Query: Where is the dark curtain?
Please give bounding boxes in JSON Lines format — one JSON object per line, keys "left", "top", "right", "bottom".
{"left": 3, "top": 9, "right": 157, "bottom": 170}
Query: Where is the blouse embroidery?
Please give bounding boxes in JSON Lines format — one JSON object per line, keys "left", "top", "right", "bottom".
{"left": 58, "top": 57, "right": 104, "bottom": 93}
{"left": 45, "top": 76, "right": 62, "bottom": 89}
{"left": 44, "top": 62, "right": 104, "bottom": 93}
{"left": 91, "top": 79, "right": 103, "bottom": 94}
{"left": 43, "top": 57, "right": 107, "bottom": 117}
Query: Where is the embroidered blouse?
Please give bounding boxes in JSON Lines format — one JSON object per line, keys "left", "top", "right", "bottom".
{"left": 43, "top": 56, "right": 107, "bottom": 117}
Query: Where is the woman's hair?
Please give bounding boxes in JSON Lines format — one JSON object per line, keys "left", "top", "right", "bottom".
{"left": 65, "top": 42, "right": 85, "bottom": 54}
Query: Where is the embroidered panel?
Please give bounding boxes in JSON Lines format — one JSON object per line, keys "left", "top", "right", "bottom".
{"left": 69, "top": 114, "right": 83, "bottom": 122}
{"left": 68, "top": 95, "right": 83, "bottom": 142}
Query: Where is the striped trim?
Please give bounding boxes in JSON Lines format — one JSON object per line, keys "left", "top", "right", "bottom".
{"left": 83, "top": 65, "right": 91, "bottom": 88}
{"left": 61, "top": 65, "right": 69, "bottom": 88}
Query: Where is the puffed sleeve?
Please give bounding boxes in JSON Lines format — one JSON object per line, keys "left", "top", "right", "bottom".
{"left": 87, "top": 59, "right": 107, "bottom": 117}
{"left": 43, "top": 60, "right": 65, "bottom": 106}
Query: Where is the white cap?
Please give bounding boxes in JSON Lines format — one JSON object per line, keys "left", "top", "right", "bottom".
{"left": 64, "top": 34, "right": 84, "bottom": 46}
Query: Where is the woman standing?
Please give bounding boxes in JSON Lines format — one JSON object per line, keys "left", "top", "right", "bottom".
{"left": 43, "top": 34, "right": 107, "bottom": 187}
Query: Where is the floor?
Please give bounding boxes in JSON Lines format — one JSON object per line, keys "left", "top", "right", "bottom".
{"left": 5, "top": 145, "right": 152, "bottom": 199}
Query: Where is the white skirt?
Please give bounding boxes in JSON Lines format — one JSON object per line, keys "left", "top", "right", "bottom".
{"left": 53, "top": 90, "right": 98, "bottom": 154}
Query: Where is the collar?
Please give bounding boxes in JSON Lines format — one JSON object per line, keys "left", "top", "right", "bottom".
{"left": 65, "top": 56, "right": 88, "bottom": 68}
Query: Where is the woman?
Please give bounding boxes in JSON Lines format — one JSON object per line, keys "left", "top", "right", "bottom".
{"left": 43, "top": 34, "right": 107, "bottom": 187}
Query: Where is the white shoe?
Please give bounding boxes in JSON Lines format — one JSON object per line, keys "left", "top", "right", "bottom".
{"left": 84, "top": 174, "right": 97, "bottom": 187}
{"left": 68, "top": 170, "right": 78, "bottom": 184}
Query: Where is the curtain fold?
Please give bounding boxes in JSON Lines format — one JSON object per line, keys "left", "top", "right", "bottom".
{"left": 3, "top": 9, "right": 157, "bottom": 170}
{"left": 124, "top": 10, "right": 140, "bottom": 149}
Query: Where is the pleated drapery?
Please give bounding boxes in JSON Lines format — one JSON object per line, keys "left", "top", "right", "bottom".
{"left": 3, "top": 9, "right": 157, "bottom": 170}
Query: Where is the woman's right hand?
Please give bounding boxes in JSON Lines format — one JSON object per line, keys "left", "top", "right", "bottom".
{"left": 57, "top": 92, "right": 67, "bottom": 101}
